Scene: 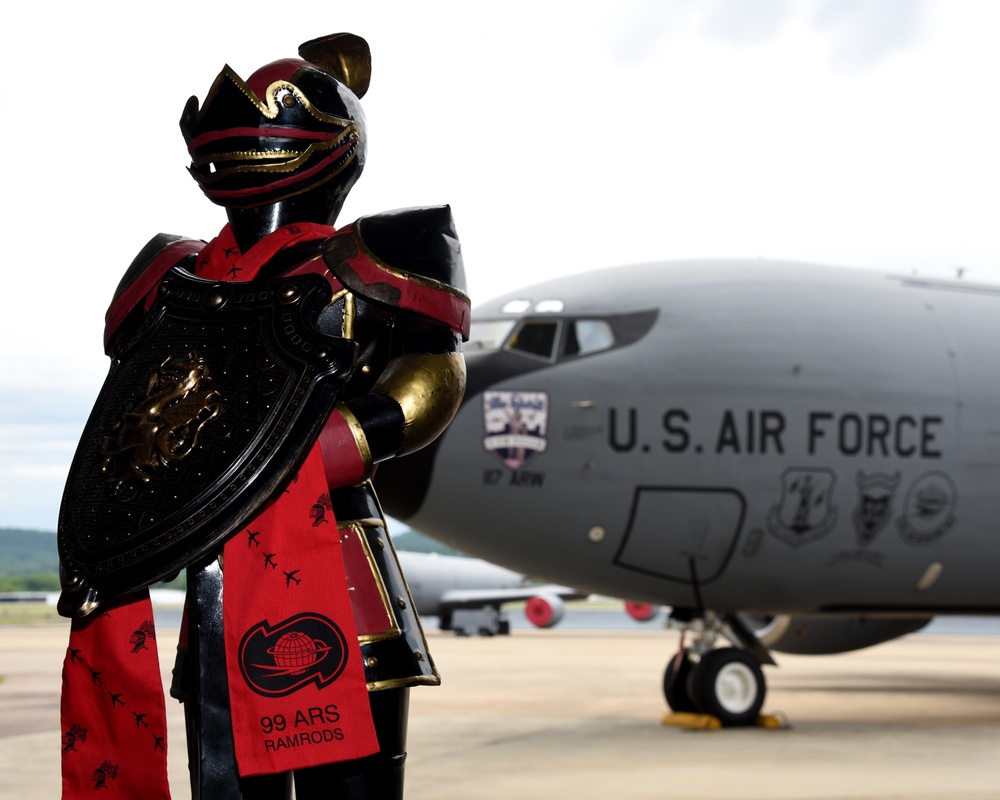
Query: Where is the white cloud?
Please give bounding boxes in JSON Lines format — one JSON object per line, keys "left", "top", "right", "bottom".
{"left": 608, "top": 0, "right": 930, "bottom": 70}
{"left": 698, "top": 0, "right": 796, "bottom": 46}
{"left": 811, "top": 0, "right": 927, "bottom": 71}
{"left": 0, "top": 423, "right": 80, "bottom": 531}
{"left": 1, "top": 0, "right": 998, "bottom": 530}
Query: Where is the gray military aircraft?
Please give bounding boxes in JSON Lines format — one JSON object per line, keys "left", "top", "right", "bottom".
{"left": 375, "top": 258, "right": 1000, "bottom": 725}
{"left": 396, "top": 550, "right": 579, "bottom": 635}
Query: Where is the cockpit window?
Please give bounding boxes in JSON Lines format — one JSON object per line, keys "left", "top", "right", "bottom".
{"left": 564, "top": 320, "right": 615, "bottom": 357}
{"left": 467, "top": 319, "right": 517, "bottom": 351}
{"left": 506, "top": 319, "right": 561, "bottom": 361}
{"left": 468, "top": 309, "right": 655, "bottom": 370}
{"left": 472, "top": 317, "right": 618, "bottom": 361}
{"left": 500, "top": 299, "right": 532, "bottom": 314}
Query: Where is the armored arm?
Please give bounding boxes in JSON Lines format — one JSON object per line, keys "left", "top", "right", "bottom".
{"left": 318, "top": 206, "right": 470, "bottom": 488}
{"left": 322, "top": 322, "right": 466, "bottom": 486}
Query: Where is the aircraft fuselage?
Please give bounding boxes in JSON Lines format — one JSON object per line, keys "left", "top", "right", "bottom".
{"left": 376, "top": 261, "right": 1000, "bottom": 617}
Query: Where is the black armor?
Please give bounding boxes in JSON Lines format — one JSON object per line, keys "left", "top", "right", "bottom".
{"left": 59, "top": 33, "right": 468, "bottom": 800}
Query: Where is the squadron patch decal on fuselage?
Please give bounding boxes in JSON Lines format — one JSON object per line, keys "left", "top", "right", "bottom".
{"left": 766, "top": 468, "right": 838, "bottom": 548}
{"left": 483, "top": 391, "right": 549, "bottom": 470}
{"left": 826, "top": 470, "right": 900, "bottom": 567}
{"left": 896, "top": 471, "right": 958, "bottom": 545}
{"left": 852, "top": 470, "right": 901, "bottom": 546}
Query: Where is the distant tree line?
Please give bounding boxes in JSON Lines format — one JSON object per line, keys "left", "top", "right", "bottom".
{"left": 0, "top": 529, "right": 189, "bottom": 592}
{"left": 0, "top": 572, "right": 61, "bottom": 592}
{"left": 0, "top": 571, "right": 186, "bottom": 593}
{"left": 0, "top": 526, "right": 449, "bottom": 594}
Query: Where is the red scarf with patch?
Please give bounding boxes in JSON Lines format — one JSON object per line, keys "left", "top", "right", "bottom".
{"left": 61, "top": 223, "right": 377, "bottom": 797}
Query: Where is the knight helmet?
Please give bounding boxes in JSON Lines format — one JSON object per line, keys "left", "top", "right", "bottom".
{"left": 179, "top": 33, "right": 370, "bottom": 209}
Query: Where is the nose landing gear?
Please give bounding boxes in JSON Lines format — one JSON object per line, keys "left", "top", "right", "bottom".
{"left": 686, "top": 647, "right": 766, "bottom": 726}
{"left": 663, "top": 611, "right": 772, "bottom": 727}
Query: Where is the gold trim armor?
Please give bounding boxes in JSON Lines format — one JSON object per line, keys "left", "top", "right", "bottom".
{"left": 340, "top": 520, "right": 402, "bottom": 644}
{"left": 372, "top": 352, "right": 467, "bottom": 455}
{"left": 353, "top": 219, "right": 471, "bottom": 304}
{"left": 335, "top": 403, "right": 373, "bottom": 480}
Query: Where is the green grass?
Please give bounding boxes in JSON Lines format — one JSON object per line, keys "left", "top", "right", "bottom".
{"left": 0, "top": 603, "right": 64, "bottom": 625}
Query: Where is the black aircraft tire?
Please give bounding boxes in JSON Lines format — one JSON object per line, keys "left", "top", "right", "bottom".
{"left": 663, "top": 649, "right": 698, "bottom": 713}
{"left": 687, "top": 648, "right": 766, "bottom": 726}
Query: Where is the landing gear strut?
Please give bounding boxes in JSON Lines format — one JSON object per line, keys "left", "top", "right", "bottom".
{"left": 663, "top": 611, "right": 771, "bottom": 727}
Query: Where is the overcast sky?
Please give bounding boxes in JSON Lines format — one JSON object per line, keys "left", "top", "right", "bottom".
{"left": 2, "top": 0, "right": 997, "bottom": 531}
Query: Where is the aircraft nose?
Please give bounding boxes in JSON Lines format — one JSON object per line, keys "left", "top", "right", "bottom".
{"left": 375, "top": 308, "right": 658, "bottom": 522}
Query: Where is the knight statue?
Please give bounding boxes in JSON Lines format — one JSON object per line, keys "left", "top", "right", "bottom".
{"left": 57, "top": 33, "right": 468, "bottom": 800}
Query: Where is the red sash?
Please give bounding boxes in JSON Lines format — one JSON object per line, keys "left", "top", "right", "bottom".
{"left": 222, "top": 444, "right": 378, "bottom": 774}
{"left": 60, "top": 592, "right": 170, "bottom": 798}
{"left": 193, "top": 221, "right": 331, "bottom": 281}
{"left": 206, "top": 223, "right": 378, "bottom": 772}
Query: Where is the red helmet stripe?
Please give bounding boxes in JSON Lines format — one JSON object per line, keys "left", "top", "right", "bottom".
{"left": 187, "top": 126, "right": 336, "bottom": 152}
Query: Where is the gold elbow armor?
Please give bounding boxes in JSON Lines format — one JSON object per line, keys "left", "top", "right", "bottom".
{"left": 371, "top": 352, "right": 467, "bottom": 456}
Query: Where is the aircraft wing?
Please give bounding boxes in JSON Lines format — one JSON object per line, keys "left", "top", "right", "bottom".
{"left": 437, "top": 584, "right": 585, "bottom": 611}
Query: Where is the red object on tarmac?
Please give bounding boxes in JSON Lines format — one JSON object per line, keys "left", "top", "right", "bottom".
{"left": 525, "top": 595, "right": 565, "bottom": 628}
{"left": 624, "top": 601, "right": 658, "bottom": 622}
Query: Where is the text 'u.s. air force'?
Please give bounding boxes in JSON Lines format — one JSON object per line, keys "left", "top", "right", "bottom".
{"left": 608, "top": 408, "right": 944, "bottom": 458}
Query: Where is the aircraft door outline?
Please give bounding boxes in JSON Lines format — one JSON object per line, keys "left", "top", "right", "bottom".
{"left": 614, "top": 486, "right": 746, "bottom": 584}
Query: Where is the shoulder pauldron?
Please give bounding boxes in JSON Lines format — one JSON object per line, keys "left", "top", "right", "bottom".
{"left": 322, "top": 206, "right": 470, "bottom": 339}
{"left": 105, "top": 234, "right": 206, "bottom": 354}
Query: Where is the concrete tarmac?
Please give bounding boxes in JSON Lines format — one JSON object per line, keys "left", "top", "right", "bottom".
{"left": 3, "top": 622, "right": 1000, "bottom": 799}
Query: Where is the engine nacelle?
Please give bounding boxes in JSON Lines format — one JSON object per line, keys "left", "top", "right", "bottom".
{"left": 750, "top": 615, "right": 933, "bottom": 655}
{"left": 624, "top": 601, "right": 659, "bottom": 622}
{"left": 525, "top": 594, "right": 565, "bottom": 628}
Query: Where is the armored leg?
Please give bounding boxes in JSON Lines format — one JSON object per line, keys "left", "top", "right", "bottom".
{"left": 293, "top": 688, "right": 410, "bottom": 800}
{"left": 182, "top": 560, "right": 293, "bottom": 800}
{"left": 178, "top": 560, "right": 410, "bottom": 799}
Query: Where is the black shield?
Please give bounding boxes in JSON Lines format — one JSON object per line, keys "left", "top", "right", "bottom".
{"left": 58, "top": 267, "right": 355, "bottom": 617}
